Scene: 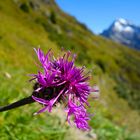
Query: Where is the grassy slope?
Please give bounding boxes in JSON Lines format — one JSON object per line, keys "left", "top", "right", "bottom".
{"left": 0, "top": 0, "right": 140, "bottom": 139}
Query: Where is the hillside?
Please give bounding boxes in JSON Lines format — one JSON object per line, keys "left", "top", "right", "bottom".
{"left": 0, "top": 0, "right": 140, "bottom": 139}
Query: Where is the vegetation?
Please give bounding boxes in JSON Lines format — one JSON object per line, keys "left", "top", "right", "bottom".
{"left": 0, "top": 0, "right": 140, "bottom": 139}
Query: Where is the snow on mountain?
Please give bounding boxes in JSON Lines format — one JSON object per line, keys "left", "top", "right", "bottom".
{"left": 101, "top": 18, "right": 140, "bottom": 50}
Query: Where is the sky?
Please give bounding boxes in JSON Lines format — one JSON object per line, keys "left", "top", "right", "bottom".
{"left": 56, "top": 0, "right": 140, "bottom": 34}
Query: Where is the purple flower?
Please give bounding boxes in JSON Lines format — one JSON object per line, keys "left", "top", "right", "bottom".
{"left": 31, "top": 48, "right": 98, "bottom": 130}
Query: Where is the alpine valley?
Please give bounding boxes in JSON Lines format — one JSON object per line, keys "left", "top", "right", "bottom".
{"left": 0, "top": 1, "right": 140, "bottom": 140}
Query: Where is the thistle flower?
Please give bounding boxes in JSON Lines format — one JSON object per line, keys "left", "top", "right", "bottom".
{"left": 31, "top": 48, "right": 98, "bottom": 130}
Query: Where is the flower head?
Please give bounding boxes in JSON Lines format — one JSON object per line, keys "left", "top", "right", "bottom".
{"left": 31, "top": 48, "right": 98, "bottom": 130}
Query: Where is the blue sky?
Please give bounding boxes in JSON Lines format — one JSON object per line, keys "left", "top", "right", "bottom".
{"left": 56, "top": 0, "right": 140, "bottom": 34}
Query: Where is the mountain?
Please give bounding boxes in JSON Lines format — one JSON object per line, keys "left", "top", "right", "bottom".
{"left": 0, "top": 1, "right": 140, "bottom": 139}
{"left": 101, "top": 18, "right": 140, "bottom": 50}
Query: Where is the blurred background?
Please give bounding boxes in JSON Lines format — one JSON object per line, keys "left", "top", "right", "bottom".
{"left": 0, "top": 0, "right": 140, "bottom": 139}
